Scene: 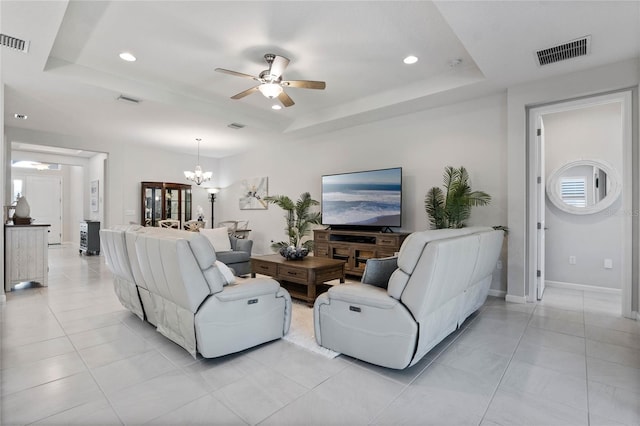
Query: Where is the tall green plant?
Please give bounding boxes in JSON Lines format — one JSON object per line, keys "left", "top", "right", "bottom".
{"left": 264, "top": 192, "right": 322, "bottom": 251}
{"left": 425, "top": 166, "right": 491, "bottom": 229}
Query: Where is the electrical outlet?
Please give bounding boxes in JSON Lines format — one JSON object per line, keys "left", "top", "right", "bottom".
{"left": 496, "top": 260, "right": 503, "bottom": 270}
{"left": 569, "top": 256, "right": 576, "bottom": 265}
{"left": 604, "top": 259, "right": 613, "bottom": 269}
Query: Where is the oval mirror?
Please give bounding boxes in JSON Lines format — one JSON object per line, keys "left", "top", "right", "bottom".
{"left": 546, "top": 159, "right": 621, "bottom": 215}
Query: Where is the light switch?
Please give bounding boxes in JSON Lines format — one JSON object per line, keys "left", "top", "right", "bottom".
{"left": 604, "top": 259, "right": 613, "bottom": 269}
{"left": 569, "top": 256, "right": 576, "bottom": 265}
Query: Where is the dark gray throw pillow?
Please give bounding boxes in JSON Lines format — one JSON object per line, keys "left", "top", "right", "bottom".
{"left": 361, "top": 256, "right": 398, "bottom": 289}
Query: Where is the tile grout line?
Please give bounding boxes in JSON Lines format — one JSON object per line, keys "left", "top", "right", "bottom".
{"left": 367, "top": 302, "right": 497, "bottom": 425}
{"left": 582, "top": 290, "right": 593, "bottom": 426}
{"left": 476, "top": 299, "right": 538, "bottom": 426}
{"left": 34, "top": 282, "right": 128, "bottom": 426}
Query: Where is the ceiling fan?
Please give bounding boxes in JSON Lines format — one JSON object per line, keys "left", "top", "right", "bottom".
{"left": 215, "top": 53, "right": 326, "bottom": 107}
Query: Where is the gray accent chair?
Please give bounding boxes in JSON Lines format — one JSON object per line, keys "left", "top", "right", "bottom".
{"left": 215, "top": 235, "right": 253, "bottom": 276}
{"left": 314, "top": 227, "right": 504, "bottom": 369}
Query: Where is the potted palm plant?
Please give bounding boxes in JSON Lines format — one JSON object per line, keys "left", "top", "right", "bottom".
{"left": 425, "top": 166, "right": 491, "bottom": 229}
{"left": 264, "top": 192, "right": 322, "bottom": 259}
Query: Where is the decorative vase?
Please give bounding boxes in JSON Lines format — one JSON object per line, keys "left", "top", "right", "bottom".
{"left": 279, "top": 246, "right": 309, "bottom": 260}
{"left": 14, "top": 196, "right": 31, "bottom": 218}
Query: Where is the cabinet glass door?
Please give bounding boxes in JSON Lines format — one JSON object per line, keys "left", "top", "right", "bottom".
{"left": 182, "top": 188, "right": 192, "bottom": 223}
{"left": 143, "top": 185, "right": 162, "bottom": 226}
{"left": 165, "top": 188, "right": 180, "bottom": 220}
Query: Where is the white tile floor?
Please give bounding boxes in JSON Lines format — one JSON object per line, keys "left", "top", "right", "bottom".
{"left": 1, "top": 244, "right": 639, "bottom": 425}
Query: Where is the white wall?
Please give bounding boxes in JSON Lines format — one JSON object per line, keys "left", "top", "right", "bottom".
{"left": 218, "top": 93, "right": 509, "bottom": 292}
{"left": 68, "top": 166, "right": 84, "bottom": 245}
{"left": 544, "top": 102, "right": 623, "bottom": 289}
{"left": 506, "top": 58, "right": 639, "bottom": 306}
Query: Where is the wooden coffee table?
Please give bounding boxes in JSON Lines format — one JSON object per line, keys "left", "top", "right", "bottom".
{"left": 251, "top": 254, "right": 346, "bottom": 304}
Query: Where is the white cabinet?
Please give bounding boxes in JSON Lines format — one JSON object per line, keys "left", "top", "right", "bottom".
{"left": 4, "top": 224, "right": 49, "bottom": 291}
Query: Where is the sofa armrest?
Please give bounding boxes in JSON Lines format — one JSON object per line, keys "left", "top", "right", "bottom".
{"left": 230, "top": 236, "right": 253, "bottom": 254}
{"left": 214, "top": 277, "right": 280, "bottom": 302}
{"left": 361, "top": 256, "right": 398, "bottom": 289}
{"left": 327, "top": 283, "right": 398, "bottom": 309}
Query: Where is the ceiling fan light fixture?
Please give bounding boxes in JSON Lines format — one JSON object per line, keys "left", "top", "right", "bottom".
{"left": 258, "top": 83, "right": 283, "bottom": 99}
{"left": 403, "top": 55, "right": 418, "bottom": 65}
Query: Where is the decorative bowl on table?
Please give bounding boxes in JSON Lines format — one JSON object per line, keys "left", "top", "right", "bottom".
{"left": 279, "top": 246, "right": 309, "bottom": 260}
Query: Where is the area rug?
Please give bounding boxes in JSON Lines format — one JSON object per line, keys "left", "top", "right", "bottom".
{"left": 282, "top": 300, "right": 340, "bottom": 359}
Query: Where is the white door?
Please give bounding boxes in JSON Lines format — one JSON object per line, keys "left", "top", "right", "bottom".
{"left": 25, "top": 175, "right": 62, "bottom": 244}
{"left": 536, "top": 118, "right": 546, "bottom": 300}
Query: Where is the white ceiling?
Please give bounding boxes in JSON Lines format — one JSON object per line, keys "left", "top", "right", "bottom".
{"left": 2, "top": 1, "right": 639, "bottom": 158}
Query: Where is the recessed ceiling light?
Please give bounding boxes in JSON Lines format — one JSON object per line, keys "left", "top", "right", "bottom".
{"left": 119, "top": 52, "right": 136, "bottom": 62}
{"left": 14, "top": 113, "right": 27, "bottom": 120}
{"left": 403, "top": 55, "right": 418, "bottom": 65}
{"left": 271, "top": 105, "right": 282, "bottom": 110}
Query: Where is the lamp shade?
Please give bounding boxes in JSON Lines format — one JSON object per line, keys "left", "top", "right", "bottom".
{"left": 258, "top": 83, "right": 283, "bottom": 99}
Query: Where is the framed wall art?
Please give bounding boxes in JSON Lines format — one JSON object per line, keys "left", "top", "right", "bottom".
{"left": 90, "top": 180, "right": 99, "bottom": 212}
{"left": 239, "top": 177, "right": 268, "bottom": 210}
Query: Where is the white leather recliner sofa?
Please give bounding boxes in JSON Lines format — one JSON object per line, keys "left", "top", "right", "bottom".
{"left": 101, "top": 226, "right": 292, "bottom": 358}
{"left": 314, "top": 227, "right": 504, "bottom": 369}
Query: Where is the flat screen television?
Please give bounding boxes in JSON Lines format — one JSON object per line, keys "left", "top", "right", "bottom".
{"left": 321, "top": 167, "right": 402, "bottom": 229}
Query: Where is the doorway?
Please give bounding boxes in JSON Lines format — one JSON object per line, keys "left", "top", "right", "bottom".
{"left": 527, "top": 90, "right": 633, "bottom": 318}
{"left": 10, "top": 143, "right": 107, "bottom": 246}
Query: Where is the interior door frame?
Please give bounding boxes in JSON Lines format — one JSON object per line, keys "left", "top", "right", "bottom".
{"left": 535, "top": 117, "right": 545, "bottom": 300}
{"left": 527, "top": 90, "right": 633, "bottom": 318}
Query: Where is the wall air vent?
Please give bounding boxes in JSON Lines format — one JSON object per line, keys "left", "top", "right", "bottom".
{"left": 227, "top": 123, "right": 246, "bottom": 130}
{"left": 116, "top": 95, "right": 140, "bottom": 104}
{"left": 1, "top": 33, "right": 30, "bottom": 52}
{"left": 536, "top": 36, "right": 591, "bottom": 66}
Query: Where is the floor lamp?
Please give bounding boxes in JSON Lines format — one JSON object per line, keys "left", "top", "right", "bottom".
{"left": 207, "top": 188, "right": 219, "bottom": 228}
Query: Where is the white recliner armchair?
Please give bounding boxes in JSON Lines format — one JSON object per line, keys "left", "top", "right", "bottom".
{"left": 101, "top": 226, "right": 292, "bottom": 358}
{"left": 314, "top": 227, "right": 504, "bottom": 369}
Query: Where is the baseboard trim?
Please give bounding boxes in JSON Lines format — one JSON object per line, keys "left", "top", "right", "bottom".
{"left": 505, "top": 294, "right": 527, "bottom": 304}
{"left": 545, "top": 280, "right": 621, "bottom": 295}
{"left": 488, "top": 289, "right": 506, "bottom": 298}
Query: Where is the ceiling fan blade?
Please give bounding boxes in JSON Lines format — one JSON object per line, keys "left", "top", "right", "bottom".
{"left": 278, "top": 91, "right": 295, "bottom": 107}
{"left": 215, "top": 68, "right": 257, "bottom": 80}
{"left": 269, "top": 55, "right": 290, "bottom": 78}
{"left": 282, "top": 80, "right": 326, "bottom": 90}
{"left": 231, "top": 86, "right": 260, "bottom": 100}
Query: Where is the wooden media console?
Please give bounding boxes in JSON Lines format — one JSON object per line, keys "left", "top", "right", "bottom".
{"left": 313, "top": 229, "right": 409, "bottom": 277}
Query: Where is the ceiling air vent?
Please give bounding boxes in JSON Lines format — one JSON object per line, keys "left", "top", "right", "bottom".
{"left": 227, "top": 123, "right": 246, "bottom": 130}
{"left": 1, "top": 33, "right": 30, "bottom": 52}
{"left": 536, "top": 36, "right": 591, "bottom": 66}
{"left": 116, "top": 95, "right": 140, "bottom": 104}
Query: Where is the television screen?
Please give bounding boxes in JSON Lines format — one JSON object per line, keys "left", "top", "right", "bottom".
{"left": 321, "top": 167, "right": 402, "bottom": 228}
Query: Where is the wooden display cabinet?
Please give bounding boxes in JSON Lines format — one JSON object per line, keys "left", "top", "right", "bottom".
{"left": 141, "top": 182, "right": 192, "bottom": 227}
{"left": 313, "top": 229, "right": 409, "bottom": 277}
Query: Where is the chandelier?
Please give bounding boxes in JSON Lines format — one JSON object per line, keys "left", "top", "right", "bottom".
{"left": 184, "top": 138, "right": 212, "bottom": 185}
